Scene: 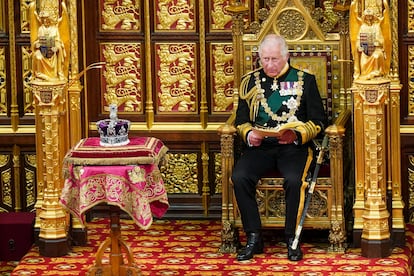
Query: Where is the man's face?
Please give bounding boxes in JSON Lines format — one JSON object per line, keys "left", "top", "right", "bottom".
{"left": 42, "top": 17, "right": 51, "bottom": 26}
{"left": 260, "top": 44, "right": 289, "bottom": 78}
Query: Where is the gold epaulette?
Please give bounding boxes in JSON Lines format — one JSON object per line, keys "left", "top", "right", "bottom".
{"left": 240, "top": 67, "right": 262, "bottom": 80}
{"left": 239, "top": 68, "right": 262, "bottom": 101}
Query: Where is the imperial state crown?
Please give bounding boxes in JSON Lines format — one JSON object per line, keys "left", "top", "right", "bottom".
{"left": 96, "top": 104, "right": 130, "bottom": 147}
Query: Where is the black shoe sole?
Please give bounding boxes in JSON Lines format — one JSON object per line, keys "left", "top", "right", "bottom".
{"left": 236, "top": 246, "right": 264, "bottom": 261}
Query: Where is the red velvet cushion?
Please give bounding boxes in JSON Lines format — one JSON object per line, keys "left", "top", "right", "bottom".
{"left": 65, "top": 137, "right": 168, "bottom": 165}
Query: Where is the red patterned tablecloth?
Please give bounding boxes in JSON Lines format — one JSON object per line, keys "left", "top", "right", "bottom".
{"left": 59, "top": 137, "right": 169, "bottom": 230}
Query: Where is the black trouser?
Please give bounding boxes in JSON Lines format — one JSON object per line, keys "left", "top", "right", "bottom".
{"left": 231, "top": 140, "right": 313, "bottom": 241}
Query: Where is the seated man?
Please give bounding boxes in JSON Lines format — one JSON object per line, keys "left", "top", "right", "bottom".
{"left": 31, "top": 10, "right": 67, "bottom": 81}
{"left": 232, "top": 34, "right": 327, "bottom": 261}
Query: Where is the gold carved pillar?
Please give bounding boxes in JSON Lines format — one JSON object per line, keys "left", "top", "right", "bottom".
{"left": 352, "top": 79, "right": 391, "bottom": 257}
{"left": 349, "top": 0, "right": 404, "bottom": 255}
{"left": 325, "top": 112, "right": 350, "bottom": 252}
{"left": 32, "top": 80, "right": 69, "bottom": 257}
{"left": 389, "top": 77, "right": 405, "bottom": 245}
{"left": 218, "top": 1, "right": 248, "bottom": 253}
{"left": 29, "top": 0, "right": 71, "bottom": 256}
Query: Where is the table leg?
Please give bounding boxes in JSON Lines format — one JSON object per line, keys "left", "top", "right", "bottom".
{"left": 87, "top": 205, "right": 141, "bottom": 276}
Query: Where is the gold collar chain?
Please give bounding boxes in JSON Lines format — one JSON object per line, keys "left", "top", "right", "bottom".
{"left": 255, "top": 71, "right": 304, "bottom": 123}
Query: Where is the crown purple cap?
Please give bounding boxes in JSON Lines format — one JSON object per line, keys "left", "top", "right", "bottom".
{"left": 96, "top": 104, "right": 130, "bottom": 147}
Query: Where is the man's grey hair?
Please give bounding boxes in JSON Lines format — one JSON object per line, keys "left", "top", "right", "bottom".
{"left": 258, "top": 34, "right": 289, "bottom": 57}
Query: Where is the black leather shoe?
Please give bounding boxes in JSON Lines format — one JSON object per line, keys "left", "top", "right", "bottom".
{"left": 287, "top": 239, "right": 303, "bottom": 261}
{"left": 236, "top": 232, "right": 264, "bottom": 261}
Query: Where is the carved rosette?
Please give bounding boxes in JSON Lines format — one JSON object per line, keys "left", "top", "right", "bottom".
{"left": 160, "top": 153, "right": 198, "bottom": 193}
{"left": 275, "top": 9, "right": 308, "bottom": 40}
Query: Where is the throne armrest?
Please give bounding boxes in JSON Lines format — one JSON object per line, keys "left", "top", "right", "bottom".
{"left": 324, "top": 108, "right": 351, "bottom": 231}
{"left": 325, "top": 109, "right": 351, "bottom": 149}
{"left": 218, "top": 122, "right": 237, "bottom": 222}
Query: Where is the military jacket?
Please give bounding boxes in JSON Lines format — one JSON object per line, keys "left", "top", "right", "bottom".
{"left": 235, "top": 66, "right": 327, "bottom": 145}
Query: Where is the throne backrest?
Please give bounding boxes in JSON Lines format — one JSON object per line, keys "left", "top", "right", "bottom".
{"left": 231, "top": 0, "right": 349, "bottom": 124}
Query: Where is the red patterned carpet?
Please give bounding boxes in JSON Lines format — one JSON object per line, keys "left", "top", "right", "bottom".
{"left": 2, "top": 218, "right": 414, "bottom": 275}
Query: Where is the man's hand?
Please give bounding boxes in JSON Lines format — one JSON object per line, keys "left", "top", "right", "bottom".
{"left": 278, "top": 129, "right": 297, "bottom": 144}
{"left": 248, "top": 131, "right": 263, "bottom": 147}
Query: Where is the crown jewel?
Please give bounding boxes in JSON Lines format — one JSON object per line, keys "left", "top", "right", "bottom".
{"left": 96, "top": 104, "right": 130, "bottom": 147}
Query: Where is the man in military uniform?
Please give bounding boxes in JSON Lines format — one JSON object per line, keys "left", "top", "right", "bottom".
{"left": 232, "top": 34, "right": 327, "bottom": 261}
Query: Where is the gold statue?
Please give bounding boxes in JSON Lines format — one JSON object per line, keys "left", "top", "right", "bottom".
{"left": 350, "top": 0, "right": 391, "bottom": 80}
{"left": 29, "top": 1, "right": 70, "bottom": 82}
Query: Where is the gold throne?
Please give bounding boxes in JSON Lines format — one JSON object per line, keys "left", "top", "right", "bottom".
{"left": 219, "top": 1, "right": 352, "bottom": 253}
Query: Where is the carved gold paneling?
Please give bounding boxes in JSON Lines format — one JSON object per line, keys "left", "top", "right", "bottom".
{"left": 155, "top": 43, "right": 197, "bottom": 113}
{"left": 214, "top": 152, "right": 221, "bottom": 194}
{"left": 0, "top": 46, "right": 6, "bottom": 114}
{"left": 20, "top": 0, "right": 34, "bottom": 33}
{"left": 101, "top": 43, "right": 143, "bottom": 113}
{"left": 408, "top": 45, "right": 414, "bottom": 115}
{"left": 409, "top": 0, "right": 414, "bottom": 33}
{"left": 1, "top": 169, "right": 12, "bottom": 207}
{"left": 0, "top": 155, "right": 12, "bottom": 208}
{"left": 211, "top": 43, "right": 234, "bottom": 113}
{"left": 99, "top": 0, "right": 140, "bottom": 31}
{"left": 24, "top": 154, "right": 36, "bottom": 208}
{"left": 409, "top": 155, "right": 414, "bottom": 222}
{"left": 209, "top": 0, "right": 232, "bottom": 31}
{"left": 22, "top": 45, "right": 35, "bottom": 114}
{"left": 0, "top": 154, "right": 7, "bottom": 167}
{"left": 154, "top": 0, "right": 195, "bottom": 32}
{"left": 161, "top": 152, "right": 198, "bottom": 194}
{"left": 256, "top": 189, "right": 329, "bottom": 218}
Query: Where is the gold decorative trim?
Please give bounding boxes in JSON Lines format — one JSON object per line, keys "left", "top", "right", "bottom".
{"left": 22, "top": 46, "right": 35, "bottom": 115}
{"left": 408, "top": 45, "right": 414, "bottom": 115}
{"left": 89, "top": 122, "right": 224, "bottom": 132}
{"left": 0, "top": 46, "right": 6, "bottom": 114}
{"left": 408, "top": 0, "right": 414, "bottom": 33}
{"left": 0, "top": 0, "right": 4, "bottom": 32}
{"left": 400, "top": 125, "right": 414, "bottom": 133}
{"left": 20, "top": 0, "right": 33, "bottom": 33}
{"left": 8, "top": 0, "right": 18, "bottom": 131}
{"left": 144, "top": 0, "right": 153, "bottom": 127}
{"left": 0, "top": 125, "right": 36, "bottom": 134}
